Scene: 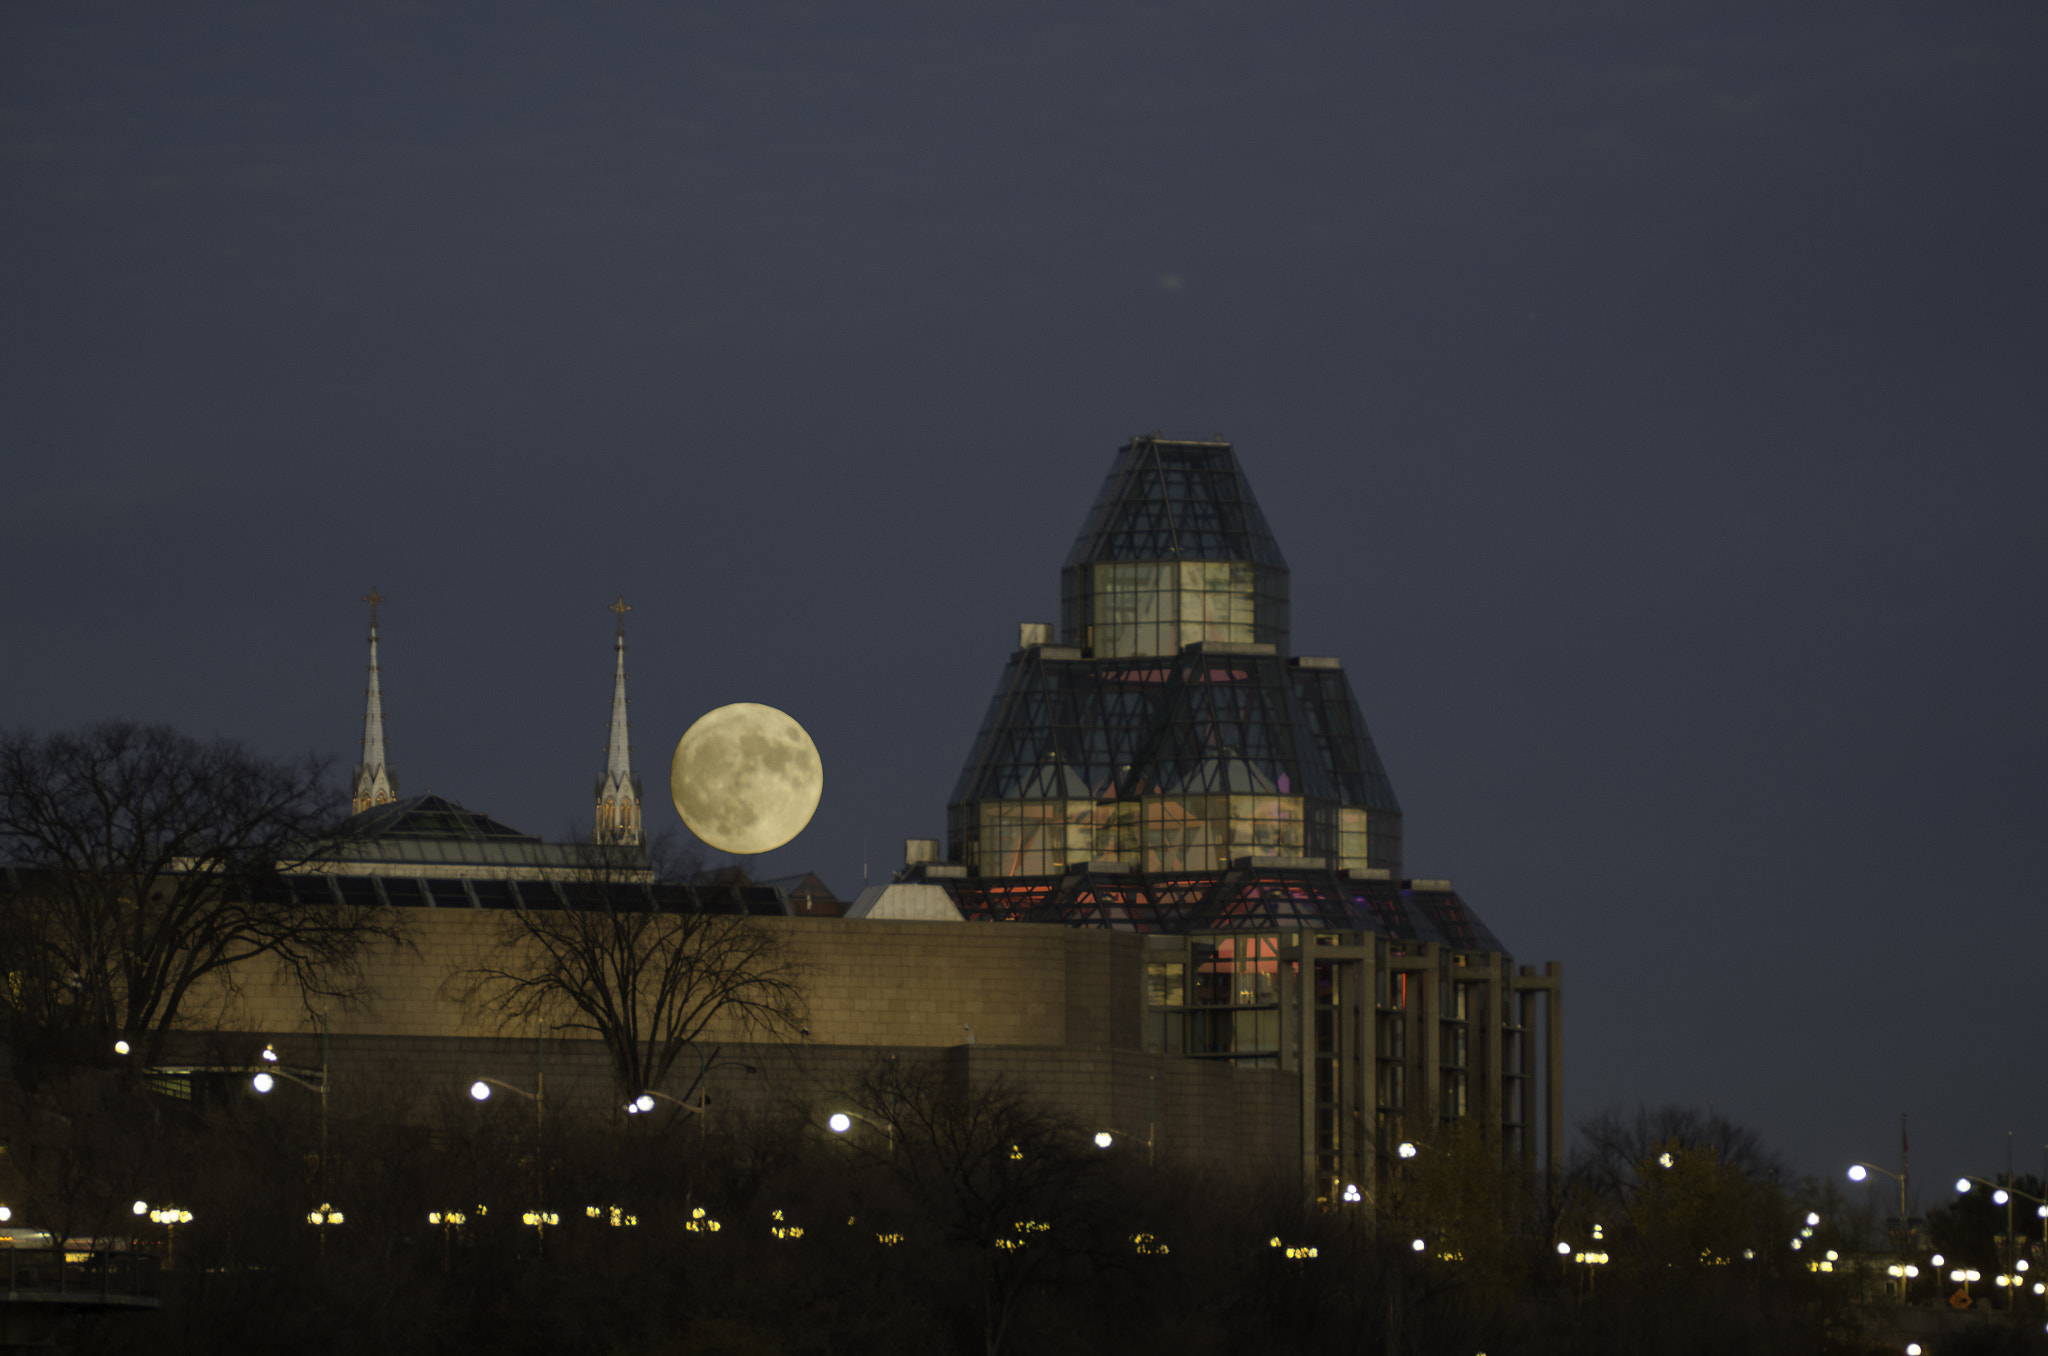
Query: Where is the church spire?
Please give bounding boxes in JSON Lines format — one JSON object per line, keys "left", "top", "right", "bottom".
{"left": 350, "top": 587, "right": 398, "bottom": 815}
{"left": 594, "top": 594, "right": 643, "bottom": 846}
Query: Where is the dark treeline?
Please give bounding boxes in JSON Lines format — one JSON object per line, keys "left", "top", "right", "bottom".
{"left": 13, "top": 1056, "right": 2039, "bottom": 1356}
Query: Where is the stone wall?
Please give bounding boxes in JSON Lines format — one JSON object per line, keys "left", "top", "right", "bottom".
{"left": 176, "top": 913, "right": 1300, "bottom": 1179}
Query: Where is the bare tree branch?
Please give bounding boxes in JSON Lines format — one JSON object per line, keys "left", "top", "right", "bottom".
{"left": 454, "top": 838, "right": 806, "bottom": 1100}
{"left": 0, "top": 721, "right": 404, "bottom": 1075}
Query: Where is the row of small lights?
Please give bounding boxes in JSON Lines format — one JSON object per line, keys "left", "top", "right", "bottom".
{"left": 126, "top": 1086, "right": 2048, "bottom": 1301}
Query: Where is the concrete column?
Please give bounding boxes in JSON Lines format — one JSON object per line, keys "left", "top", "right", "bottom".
{"left": 1418, "top": 944, "right": 1440, "bottom": 1135}
{"left": 1544, "top": 960, "right": 1564, "bottom": 1189}
{"left": 1298, "top": 945, "right": 1317, "bottom": 1193}
{"left": 1480, "top": 952, "right": 1502, "bottom": 1146}
{"left": 1519, "top": 986, "right": 1537, "bottom": 1172}
{"left": 1355, "top": 947, "right": 1376, "bottom": 1204}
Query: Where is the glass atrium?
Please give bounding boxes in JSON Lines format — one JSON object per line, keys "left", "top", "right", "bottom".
{"left": 948, "top": 435, "right": 1415, "bottom": 907}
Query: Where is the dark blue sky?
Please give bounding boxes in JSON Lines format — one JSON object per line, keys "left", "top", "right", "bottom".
{"left": 6, "top": 0, "right": 2044, "bottom": 1202}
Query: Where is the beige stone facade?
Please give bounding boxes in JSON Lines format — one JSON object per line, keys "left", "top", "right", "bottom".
{"left": 175, "top": 910, "right": 1555, "bottom": 1201}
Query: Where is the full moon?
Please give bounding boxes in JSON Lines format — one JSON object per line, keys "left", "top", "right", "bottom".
{"left": 669, "top": 703, "right": 824, "bottom": 855}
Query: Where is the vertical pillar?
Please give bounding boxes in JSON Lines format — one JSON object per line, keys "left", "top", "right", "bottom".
{"left": 1544, "top": 960, "right": 1564, "bottom": 1190}
{"left": 1480, "top": 952, "right": 1503, "bottom": 1148}
{"left": 1518, "top": 986, "right": 1537, "bottom": 1172}
{"left": 1298, "top": 940, "right": 1317, "bottom": 1195}
{"left": 1355, "top": 944, "right": 1377, "bottom": 1206}
{"left": 1418, "top": 943, "right": 1441, "bottom": 1135}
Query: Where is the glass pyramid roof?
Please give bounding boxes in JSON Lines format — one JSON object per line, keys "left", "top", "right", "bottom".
{"left": 1062, "top": 436, "right": 1288, "bottom": 570}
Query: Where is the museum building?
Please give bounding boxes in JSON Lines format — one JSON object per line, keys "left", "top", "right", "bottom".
{"left": 88, "top": 435, "right": 1560, "bottom": 1209}
{"left": 860, "top": 434, "right": 1563, "bottom": 1199}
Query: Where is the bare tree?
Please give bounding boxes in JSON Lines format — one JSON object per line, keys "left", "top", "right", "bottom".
{"left": 0, "top": 721, "right": 400, "bottom": 1073}
{"left": 836, "top": 1056, "right": 1107, "bottom": 1356}
{"left": 456, "top": 838, "right": 805, "bottom": 1101}
{"left": 1574, "top": 1103, "right": 1785, "bottom": 1209}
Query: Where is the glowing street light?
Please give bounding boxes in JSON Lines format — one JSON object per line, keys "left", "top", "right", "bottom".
{"left": 249, "top": 1034, "right": 330, "bottom": 1172}
{"left": 1957, "top": 1164, "right": 2048, "bottom": 1309}
{"left": 468, "top": 1075, "right": 544, "bottom": 1129}
{"left": 307, "top": 1201, "right": 343, "bottom": 1256}
{"left": 135, "top": 1202, "right": 194, "bottom": 1268}
{"left": 1091, "top": 1126, "right": 1154, "bottom": 1164}
{"left": 826, "top": 1108, "right": 894, "bottom": 1154}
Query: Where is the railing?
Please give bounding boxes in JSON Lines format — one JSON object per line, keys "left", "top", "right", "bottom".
{"left": 2, "top": 1250, "right": 161, "bottom": 1308}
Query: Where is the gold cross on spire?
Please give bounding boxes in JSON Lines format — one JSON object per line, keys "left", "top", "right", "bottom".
{"left": 363, "top": 586, "right": 387, "bottom": 628}
{"left": 608, "top": 593, "right": 630, "bottom": 636}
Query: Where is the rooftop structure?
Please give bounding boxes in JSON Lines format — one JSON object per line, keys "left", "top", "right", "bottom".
{"left": 922, "top": 433, "right": 1562, "bottom": 1198}
{"left": 948, "top": 434, "right": 1404, "bottom": 892}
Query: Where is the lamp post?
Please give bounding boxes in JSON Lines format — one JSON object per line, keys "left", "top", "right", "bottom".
{"left": 626, "top": 1089, "right": 706, "bottom": 1116}
{"left": 1956, "top": 1168, "right": 2046, "bottom": 1309}
{"left": 469, "top": 1075, "right": 549, "bottom": 1216}
{"left": 426, "top": 1209, "right": 468, "bottom": 1271}
{"left": 306, "top": 1202, "right": 343, "bottom": 1257}
{"left": 248, "top": 1016, "right": 332, "bottom": 1172}
{"left": 826, "top": 1108, "right": 894, "bottom": 1155}
{"left": 133, "top": 1200, "right": 193, "bottom": 1270}
{"left": 1092, "top": 1126, "right": 1154, "bottom": 1167}
{"left": 252, "top": 1062, "right": 329, "bottom": 1173}
{"left": 672, "top": 1043, "right": 759, "bottom": 1108}
{"left": 1849, "top": 1162, "right": 1912, "bottom": 1300}
{"left": 469, "top": 1076, "right": 545, "bottom": 1134}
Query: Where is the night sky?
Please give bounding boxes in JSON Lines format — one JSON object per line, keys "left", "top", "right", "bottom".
{"left": 7, "top": 1, "right": 2044, "bottom": 1207}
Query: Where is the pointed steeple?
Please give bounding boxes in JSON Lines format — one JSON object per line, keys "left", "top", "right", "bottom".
{"left": 594, "top": 594, "right": 643, "bottom": 846}
{"left": 351, "top": 587, "right": 398, "bottom": 815}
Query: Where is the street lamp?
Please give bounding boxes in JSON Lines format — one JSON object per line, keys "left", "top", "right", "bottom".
{"left": 827, "top": 1108, "right": 895, "bottom": 1154}
{"left": 469, "top": 1075, "right": 549, "bottom": 1211}
{"left": 469, "top": 1074, "right": 544, "bottom": 1125}
{"left": 1092, "top": 1126, "right": 1154, "bottom": 1166}
{"left": 251, "top": 1064, "right": 329, "bottom": 1170}
{"left": 134, "top": 1201, "right": 194, "bottom": 1269}
{"left": 248, "top": 1022, "right": 332, "bottom": 1173}
{"left": 626, "top": 1090, "right": 706, "bottom": 1116}
{"left": 1956, "top": 1170, "right": 2048, "bottom": 1308}
{"left": 668, "top": 1043, "right": 759, "bottom": 1109}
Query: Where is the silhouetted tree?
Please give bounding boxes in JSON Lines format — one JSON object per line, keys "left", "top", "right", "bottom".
{"left": 0, "top": 721, "right": 398, "bottom": 1074}
{"left": 456, "top": 837, "right": 806, "bottom": 1101}
{"left": 836, "top": 1056, "right": 1109, "bottom": 1356}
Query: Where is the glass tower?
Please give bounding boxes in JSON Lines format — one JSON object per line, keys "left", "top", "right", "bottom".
{"left": 949, "top": 435, "right": 1406, "bottom": 893}
{"left": 925, "top": 436, "right": 1558, "bottom": 1200}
